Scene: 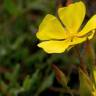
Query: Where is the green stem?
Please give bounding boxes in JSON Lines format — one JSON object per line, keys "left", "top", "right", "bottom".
{"left": 86, "top": 39, "right": 96, "bottom": 66}
{"left": 49, "top": 87, "right": 79, "bottom": 96}
{"left": 85, "top": 39, "right": 96, "bottom": 87}
{"left": 74, "top": 46, "right": 88, "bottom": 74}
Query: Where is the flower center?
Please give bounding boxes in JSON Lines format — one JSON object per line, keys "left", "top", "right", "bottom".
{"left": 68, "top": 32, "right": 77, "bottom": 41}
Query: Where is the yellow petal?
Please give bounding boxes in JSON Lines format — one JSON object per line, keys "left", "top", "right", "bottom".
{"left": 88, "top": 30, "right": 95, "bottom": 40}
{"left": 71, "top": 37, "right": 86, "bottom": 45}
{"left": 70, "top": 31, "right": 95, "bottom": 45}
{"left": 78, "top": 15, "right": 96, "bottom": 36}
{"left": 36, "top": 14, "right": 67, "bottom": 40}
{"left": 38, "top": 40, "right": 70, "bottom": 53}
{"left": 58, "top": 1, "right": 86, "bottom": 32}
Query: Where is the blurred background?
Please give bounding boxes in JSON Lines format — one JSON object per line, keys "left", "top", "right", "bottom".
{"left": 0, "top": 0, "right": 96, "bottom": 96}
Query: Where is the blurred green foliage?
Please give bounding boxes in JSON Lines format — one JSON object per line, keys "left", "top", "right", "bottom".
{"left": 0, "top": 0, "right": 96, "bottom": 96}
{"left": 0, "top": 0, "right": 56, "bottom": 95}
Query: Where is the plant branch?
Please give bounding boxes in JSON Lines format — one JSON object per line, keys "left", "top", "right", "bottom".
{"left": 74, "top": 46, "right": 88, "bottom": 74}
{"left": 49, "top": 87, "right": 79, "bottom": 95}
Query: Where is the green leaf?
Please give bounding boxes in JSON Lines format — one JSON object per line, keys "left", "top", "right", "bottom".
{"left": 23, "top": 70, "right": 40, "bottom": 91}
{"left": 4, "top": 64, "right": 20, "bottom": 86}
{"left": 36, "top": 73, "right": 54, "bottom": 95}
{"left": 79, "top": 69, "right": 93, "bottom": 96}
{"left": 93, "top": 67, "right": 96, "bottom": 86}
{"left": 4, "top": 0, "right": 20, "bottom": 16}
{"left": 52, "top": 64, "right": 68, "bottom": 87}
{"left": 11, "top": 35, "right": 26, "bottom": 50}
{"left": 23, "top": 75, "right": 32, "bottom": 91}
{"left": 0, "top": 81, "right": 8, "bottom": 94}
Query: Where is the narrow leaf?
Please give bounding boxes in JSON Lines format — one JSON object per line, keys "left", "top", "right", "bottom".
{"left": 4, "top": 0, "right": 20, "bottom": 16}
{"left": 79, "top": 68, "right": 93, "bottom": 96}
{"left": 36, "top": 73, "right": 54, "bottom": 95}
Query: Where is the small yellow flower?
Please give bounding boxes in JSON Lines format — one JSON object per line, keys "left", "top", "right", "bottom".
{"left": 36, "top": 1, "right": 96, "bottom": 53}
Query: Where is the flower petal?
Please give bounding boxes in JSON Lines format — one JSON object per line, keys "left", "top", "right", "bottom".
{"left": 87, "top": 30, "right": 95, "bottom": 40}
{"left": 77, "top": 15, "right": 96, "bottom": 36}
{"left": 36, "top": 14, "right": 67, "bottom": 40}
{"left": 38, "top": 40, "right": 70, "bottom": 53}
{"left": 71, "top": 37, "right": 86, "bottom": 45}
{"left": 71, "top": 30, "right": 95, "bottom": 45}
{"left": 58, "top": 1, "right": 86, "bottom": 32}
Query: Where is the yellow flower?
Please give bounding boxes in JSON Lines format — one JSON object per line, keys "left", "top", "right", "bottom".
{"left": 36, "top": 1, "right": 96, "bottom": 53}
